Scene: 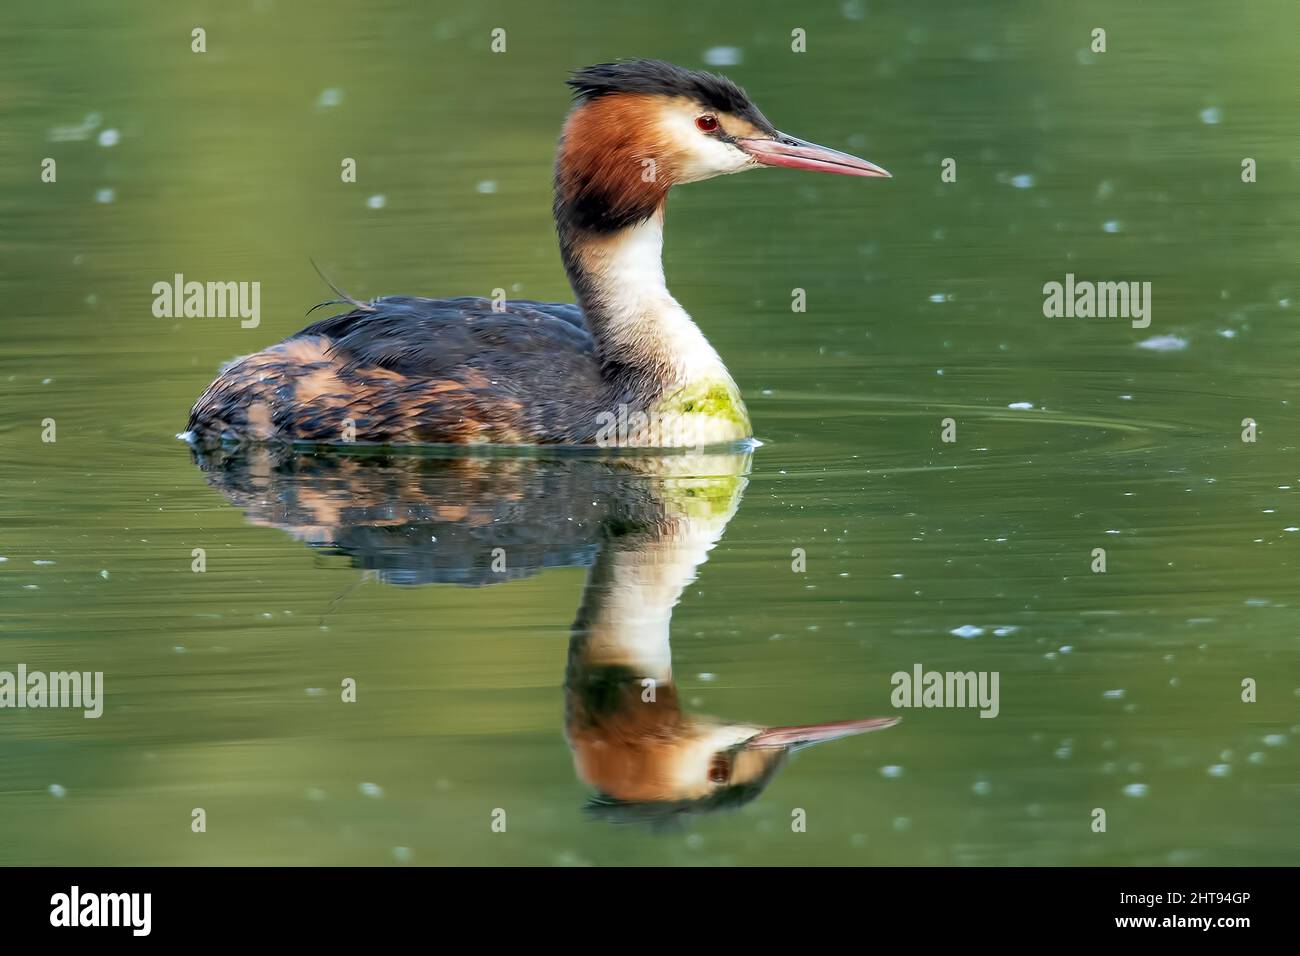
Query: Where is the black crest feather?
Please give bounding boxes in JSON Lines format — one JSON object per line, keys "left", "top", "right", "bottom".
{"left": 566, "top": 59, "right": 776, "bottom": 134}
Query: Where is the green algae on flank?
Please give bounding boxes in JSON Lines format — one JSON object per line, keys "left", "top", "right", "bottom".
{"left": 659, "top": 380, "right": 752, "bottom": 431}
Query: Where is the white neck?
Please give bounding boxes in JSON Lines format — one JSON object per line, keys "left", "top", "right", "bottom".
{"left": 576, "top": 215, "right": 733, "bottom": 386}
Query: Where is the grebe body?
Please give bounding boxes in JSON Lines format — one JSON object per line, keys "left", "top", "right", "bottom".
{"left": 186, "top": 60, "right": 888, "bottom": 448}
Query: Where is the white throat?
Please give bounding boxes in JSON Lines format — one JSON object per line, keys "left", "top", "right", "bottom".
{"left": 580, "top": 215, "right": 732, "bottom": 385}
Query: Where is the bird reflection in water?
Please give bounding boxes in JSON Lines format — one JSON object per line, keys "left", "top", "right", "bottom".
{"left": 192, "top": 444, "right": 898, "bottom": 824}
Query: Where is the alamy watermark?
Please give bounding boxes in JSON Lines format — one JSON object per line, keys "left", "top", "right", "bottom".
{"left": 1043, "top": 273, "right": 1151, "bottom": 329}
{"left": 890, "top": 663, "right": 999, "bottom": 718}
{"left": 0, "top": 664, "right": 103, "bottom": 718}
{"left": 152, "top": 273, "right": 260, "bottom": 328}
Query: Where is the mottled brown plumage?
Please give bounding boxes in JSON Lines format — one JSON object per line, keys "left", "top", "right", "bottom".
{"left": 188, "top": 297, "right": 613, "bottom": 445}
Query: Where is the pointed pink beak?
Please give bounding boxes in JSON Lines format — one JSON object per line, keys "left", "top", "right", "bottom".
{"left": 739, "top": 133, "right": 891, "bottom": 178}
{"left": 747, "top": 716, "right": 900, "bottom": 751}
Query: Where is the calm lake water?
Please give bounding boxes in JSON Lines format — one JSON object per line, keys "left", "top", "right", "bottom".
{"left": 1, "top": 0, "right": 1297, "bottom": 865}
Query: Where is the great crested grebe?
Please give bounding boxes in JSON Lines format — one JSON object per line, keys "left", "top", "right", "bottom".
{"left": 185, "top": 59, "right": 889, "bottom": 448}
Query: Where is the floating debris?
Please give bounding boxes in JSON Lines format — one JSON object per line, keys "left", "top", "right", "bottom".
{"left": 48, "top": 112, "right": 102, "bottom": 142}
{"left": 703, "top": 46, "right": 742, "bottom": 66}
{"left": 1122, "top": 783, "right": 1148, "bottom": 798}
{"left": 880, "top": 765, "right": 904, "bottom": 779}
{"left": 1136, "top": 334, "right": 1188, "bottom": 352}
{"left": 1007, "top": 401, "right": 1034, "bottom": 410}
{"left": 97, "top": 128, "right": 120, "bottom": 148}
{"left": 366, "top": 194, "right": 386, "bottom": 210}
{"left": 950, "top": 625, "right": 984, "bottom": 639}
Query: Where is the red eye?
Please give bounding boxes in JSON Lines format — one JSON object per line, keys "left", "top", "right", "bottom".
{"left": 695, "top": 114, "right": 719, "bottom": 133}
{"left": 708, "top": 755, "right": 730, "bottom": 784}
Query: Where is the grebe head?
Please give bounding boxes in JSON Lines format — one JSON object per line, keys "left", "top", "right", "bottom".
{"left": 572, "top": 693, "right": 901, "bottom": 823}
{"left": 556, "top": 59, "right": 889, "bottom": 231}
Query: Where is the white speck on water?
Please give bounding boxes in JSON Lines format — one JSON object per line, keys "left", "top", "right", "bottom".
{"left": 97, "top": 128, "right": 120, "bottom": 147}
{"left": 99, "top": 569, "right": 109, "bottom": 579}
{"left": 1010, "top": 173, "right": 1035, "bottom": 189}
{"left": 49, "top": 784, "right": 66, "bottom": 798}
{"left": 1218, "top": 328, "right": 1237, "bottom": 338}
{"left": 929, "top": 292, "right": 950, "bottom": 303}
{"left": 1206, "top": 763, "right": 1231, "bottom": 777}
{"left": 697, "top": 672, "right": 716, "bottom": 682}
{"left": 317, "top": 88, "right": 343, "bottom": 109}
{"left": 1103, "top": 689, "right": 1126, "bottom": 700}
{"left": 1122, "top": 783, "right": 1148, "bottom": 798}
{"left": 880, "top": 765, "right": 904, "bottom": 779}
{"left": 475, "top": 180, "right": 497, "bottom": 194}
{"left": 972, "top": 780, "right": 991, "bottom": 796}
{"left": 366, "top": 194, "right": 386, "bottom": 209}
{"left": 392, "top": 846, "right": 413, "bottom": 863}
{"left": 1119, "top": 394, "right": 1133, "bottom": 400}
{"left": 703, "top": 46, "right": 742, "bottom": 66}
{"left": 993, "top": 626, "right": 1017, "bottom": 637}
{"left": 1199, "top": 106, "right": 1222, "bottom": 125}
{"left": 1059, "top": 644, "right": 1073, "bottom": 653}
{"left": 951, "top": 624, "right": 984, "bottom": 639}
{"left": 305, "top": 687, "right": 323, "bottom": 697}
{"left": 94, "top": 188, "right": 116, "bottom": 204}
{"left": 1055, "top": 745, "right": 1072, "bottom": 759}
{"left": 33, "top": 560, "right": 55, "bottom": 566}
{"left": 891, "top": 573, "right": 904, "bottom": 579}
{"left": 1007, "top": 401, "right": 1033, "bottom": 410}
{"left": 173, "top": 645, "right": 185, "bottom": 654}
{"left": 359, "top": 782, "right": 384, "bottom": 798}
{"left": 1102, "top": 219, "right": 1123, "bottom": 233}
{"left": 1283, "top": 527, "right": 1298, "bottom": 533}
{"left": 1136, "top": 334, "right": 1188, "bottom": 352}
{"left": 1248, "top": 751, "right": 1265, "bottom": 765}
{"left": 1262, "top": 734, "right": 1286, "bottom": 747}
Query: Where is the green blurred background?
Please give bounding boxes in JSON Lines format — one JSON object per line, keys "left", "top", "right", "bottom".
{"left": 0, "top": 0, "right": 1297, "bottom": 864}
